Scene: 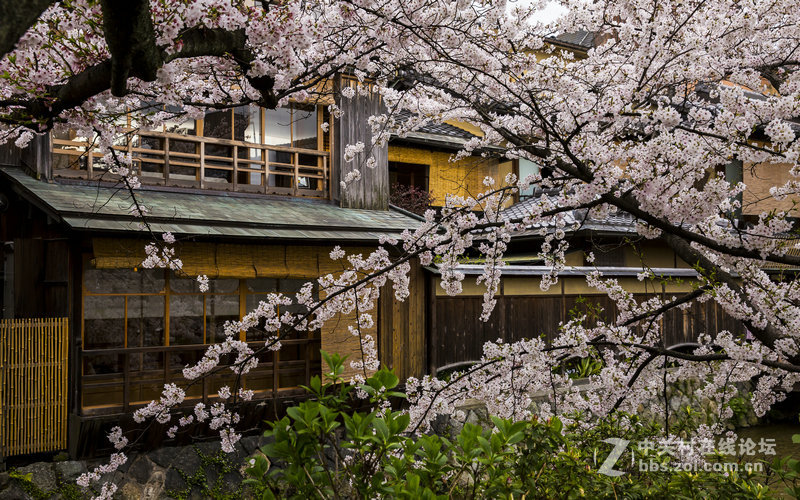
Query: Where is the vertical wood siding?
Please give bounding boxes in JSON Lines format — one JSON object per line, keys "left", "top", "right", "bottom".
{"left": 431, "top": 295, "right": 745, "bottom": 370}
{"left": 378, "top": 259, "right": 426, "bottom": 380}
{"left": 333, "top": 75, "right": 389, "bottom": 210}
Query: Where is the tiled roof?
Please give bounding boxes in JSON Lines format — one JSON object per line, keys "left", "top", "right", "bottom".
{"left": 1, "top": 167, "right": 420, "bottom": 242}
{"left": 391, "top": 110, "right": 478, "bottom": 147}
{"left": 551, "top": 31, "right": 595, "bottom": 49}
{"left": 501, "top": 196, "right": 636, "bottom": 235}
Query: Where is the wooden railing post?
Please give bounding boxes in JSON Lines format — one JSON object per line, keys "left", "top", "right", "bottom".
{"left": 87, "top": 147, "right": 93, "bottom": 179}
{"left": 293, "top": 152, "right": 299, "bottom": 196}
{"left": 264, "top": 148, "right": 270, "bottom": 194}
{"left": 199, "top": 141, "right": 205, "bottom": 189}
{"left": 233, "top": 145, "right": 238, "bottom": 191}
{"left": 164, "top": 136, "right": 170, "bottom": 183}
{"left": 323, "top": 155, "right": 329, "bottom": 198}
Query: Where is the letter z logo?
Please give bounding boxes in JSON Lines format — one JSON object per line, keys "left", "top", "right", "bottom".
{"left": 598, "top": 438, "right": 630, "bottom": 476}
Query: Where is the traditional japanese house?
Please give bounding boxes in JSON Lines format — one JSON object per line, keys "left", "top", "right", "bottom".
{"left": 0, "top": 76, "right": 430, "bottom": 459}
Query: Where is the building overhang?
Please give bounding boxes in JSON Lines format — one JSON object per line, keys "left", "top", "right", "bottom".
{"left": 1, "top": 167, "right": 420, "bottom": 243}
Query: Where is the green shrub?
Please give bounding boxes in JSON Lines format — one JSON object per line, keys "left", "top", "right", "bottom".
{"left": 243, "top": 352, "right": 772, "bottom": 499}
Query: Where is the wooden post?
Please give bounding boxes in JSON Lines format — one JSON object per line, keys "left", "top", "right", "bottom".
{"left": 164, "top": 136, "right": 170, "bottom": 183}
{"left": 87, "top": 148, "right": 93, "bottom": 180}
{"left": 199, "top": 141, "right": 205, "bottom": 189}
{"left": 323, "top": 155, "right": 328, "bottom": 198}
{"left": 264, "top": 148, "right": 270, "bottom": 194}
{"left": 293, "top": 152, "right": 299, "bottom": 196}
{"left": 233, "top": 145, "right": 238, "bottom": 191}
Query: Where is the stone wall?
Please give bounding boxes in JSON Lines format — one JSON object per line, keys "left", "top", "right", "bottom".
{"left": 0, "top": 435, "right": 268, "bottom": 500}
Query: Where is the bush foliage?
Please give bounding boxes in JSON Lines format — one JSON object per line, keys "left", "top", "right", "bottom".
{"left": 243, "top": 353, "right": 775, "bottom": 499}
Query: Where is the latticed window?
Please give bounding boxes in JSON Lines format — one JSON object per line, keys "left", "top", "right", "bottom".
{"left": 80, "top": 267, "right": 321, "bottom": 414}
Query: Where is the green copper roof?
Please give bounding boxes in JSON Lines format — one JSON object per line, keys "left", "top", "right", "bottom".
{"left": 2, "top": 167, "right": 419, "bottom": 242}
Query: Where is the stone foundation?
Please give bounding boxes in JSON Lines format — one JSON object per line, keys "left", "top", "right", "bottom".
{"left": 0, "top": 435, "right": 269, "bottom": 500}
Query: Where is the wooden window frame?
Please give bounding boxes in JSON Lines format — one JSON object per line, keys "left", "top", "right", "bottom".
{"left": 79, "top": 263, "right": 321, "bottom": 416}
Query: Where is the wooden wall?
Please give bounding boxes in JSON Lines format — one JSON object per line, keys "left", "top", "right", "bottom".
{"left": 333, "top": 75, "right": 389, "bottom": 210}
{"left": 743, "top": 161, "right": 798, "bottom": 216}
{"left": 0, "top": 181, "right": 71, "bottom": 319}
{"left": 377, "top": 259, "right": 426, "bottom": 381}
{"left": 430, "top": 293, "right": 745, "bottom": 371}
{"left": 13, "top": 237, "right": 70, "bottom": 318}
{"left": 0, "top": 135, "right": 52, "bottom": 177}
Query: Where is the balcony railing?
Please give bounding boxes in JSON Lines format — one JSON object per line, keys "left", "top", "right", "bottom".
{"left": 52, "top": 130, "right": 330, "bottom": 198}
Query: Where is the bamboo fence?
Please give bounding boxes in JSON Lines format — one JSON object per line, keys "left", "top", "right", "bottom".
{"left": 0, "top": 318, "right": 68, "bottom": 457}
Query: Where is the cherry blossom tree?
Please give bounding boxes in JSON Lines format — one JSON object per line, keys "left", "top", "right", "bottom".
{"left": 3, "top": 0, "right": 800, "bottom": 496}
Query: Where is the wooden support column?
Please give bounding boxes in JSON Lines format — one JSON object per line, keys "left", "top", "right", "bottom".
{"left": 163, "top": 136, "right": 170, "bottom": 183}
{"left": 199, "top": 142, "right": 205, "bottom": 189}
{"left": 233, "top": 145, "right": 238, "bottom": 191}
{"left": 426, "top": 272, "right": 437, "bottom": 375}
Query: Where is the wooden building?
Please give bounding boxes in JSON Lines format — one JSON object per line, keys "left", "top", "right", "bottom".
{"left": 426, "top": 199, "right": 756, "bottom": 374}
{"left": 0, "top": 80, "right": 428, "bottom": 458}
{"left": 0, "top": 64, "right": 772, "bottom": 460}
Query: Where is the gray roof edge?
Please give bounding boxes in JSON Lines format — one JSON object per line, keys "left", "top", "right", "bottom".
{"left": 425, "top": 264, "right": 699, "bottom": 277}
{"left": 1, "top": 166, "right": 420, "bottom": 241}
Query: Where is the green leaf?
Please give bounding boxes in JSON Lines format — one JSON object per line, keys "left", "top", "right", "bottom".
{"left": 286, "top": 406, "right": 303, "bottom": 422}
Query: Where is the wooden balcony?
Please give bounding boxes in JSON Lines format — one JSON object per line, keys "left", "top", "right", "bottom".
{"left": 52, "top": 130, "right": 330, "bottom": 198}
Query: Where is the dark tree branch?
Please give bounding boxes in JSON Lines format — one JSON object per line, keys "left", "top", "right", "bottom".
{"left": 0, "top": 0, "right": 54, "bottom": 59}
{"left": 3, "top": 25, "right": 280, "bottom": 127}
{"left": 100, "top": 0, "right": 162, "bottom": 96}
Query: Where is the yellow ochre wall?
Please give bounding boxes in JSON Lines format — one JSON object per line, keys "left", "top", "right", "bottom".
{"left": 743, "top": 161, "right": 798, "bottom": 216}
{"left": 388, "top": 145, "right": 515, "bottom": 208}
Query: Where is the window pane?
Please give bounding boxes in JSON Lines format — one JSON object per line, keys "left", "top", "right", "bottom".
{"left": 280, "top": 279, "right": 309, "bottom": 294}
{"left": 83, "top": 295, "right": 124, "bottom": 349}
{"left": 233, "top": 105, "right": 261, "bottom": 144}
{"left": 203, "top": 110, "right": 232, "bottom": 140}
{"left": 293, "top": 105, "right": 317, "bottom": 149}
{"left": 169, "top": 295, "right": 204, "bottom": 345}
{"left": 207, "top": 294, "right": 240, "bottom": 343}
{"left": 518, "top": 158, "right": 539, "bottom": 199}
{"left": 163, "top": 110, "right": 197, "bottom": 137}
{"left": 235, "top": 105, "right": 264, "bottom": 186}
{"left": 85, "top": 268, "right": 164, "bottom": 294}
{"left": 246, "top": 278, "right": 278, "bottom": 293}
{"left": 127, "top": 295, "right": 165, "bottom": 347}
{"left": 264, "top": 107, "right": 292, "bottom": 147}
{"left": 170, "top": 276, "right": 238, "bottom": 294}
{"left": 204, "top": 109, "right": 234, "bottom": 184}
{"left": 170, "top": 275, "right": 203, "bottom": 293}
{"left": 127, "top": 295, "right": 165, "bottom": 372}
{"left": 207, "top": 279, "right": 239, "bottom": 293}
{"left": 245, "top": 294, "right": 271, "bottom": 342}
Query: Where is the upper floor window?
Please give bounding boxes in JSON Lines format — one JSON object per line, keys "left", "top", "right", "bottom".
{"left": 52, "top": 104, "right": 330, "bottom": 198}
